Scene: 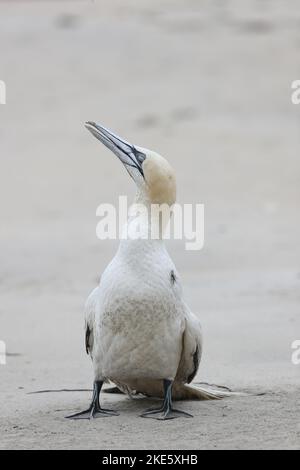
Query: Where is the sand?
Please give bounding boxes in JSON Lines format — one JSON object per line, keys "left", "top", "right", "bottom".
{"left": 0, "top": 0, "right": 299, "bottom": 449}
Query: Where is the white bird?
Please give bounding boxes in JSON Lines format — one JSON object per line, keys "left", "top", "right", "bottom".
{"left": 67, "top": 122, "right": 228, "bottom": 421}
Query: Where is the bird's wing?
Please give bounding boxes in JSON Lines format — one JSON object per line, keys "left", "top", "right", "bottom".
{"left": 84, "top": 286, "right": 99, "bottom": 357}
{"left": 175, "top": 308, "right": 203, "bottom": 384}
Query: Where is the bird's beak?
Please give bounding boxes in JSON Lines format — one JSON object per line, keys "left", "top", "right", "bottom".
{"left": 85, "top": 121, "right": 145, "bottom": 178}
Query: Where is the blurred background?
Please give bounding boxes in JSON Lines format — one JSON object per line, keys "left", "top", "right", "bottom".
{"left": 0, "top": 0, "right": 299, "bottom": 449}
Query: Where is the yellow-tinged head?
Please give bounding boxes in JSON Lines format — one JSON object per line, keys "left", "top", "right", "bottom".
{"left": 138, "top": 149, "right": 176, "bottom": 206}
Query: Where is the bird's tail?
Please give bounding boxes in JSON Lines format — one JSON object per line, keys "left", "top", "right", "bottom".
{"left": 172, "top": 382, "right": 241, "bottom": 400}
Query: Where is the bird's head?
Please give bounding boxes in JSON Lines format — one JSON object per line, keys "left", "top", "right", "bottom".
{"left": 85, "top": 122, "right": 176, "bottom": 206}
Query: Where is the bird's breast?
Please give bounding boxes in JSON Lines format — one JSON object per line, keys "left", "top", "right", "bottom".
{"left": 93, "top": 249, "right": 185, "bottom": 380}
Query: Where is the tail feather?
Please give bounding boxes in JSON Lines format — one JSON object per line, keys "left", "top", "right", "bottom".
{"left": 172, "top": 382, "right": 242, "bottom": 400}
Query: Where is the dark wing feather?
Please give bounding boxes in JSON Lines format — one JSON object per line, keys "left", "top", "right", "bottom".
{"left": 85, "top": 324, "right": 91, "bottom": 355}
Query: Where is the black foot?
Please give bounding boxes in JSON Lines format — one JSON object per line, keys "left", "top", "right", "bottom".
{"left": 66, "top": 405, "right": 118, "bottom": 420}
{"left": 141, "top": 406, "right": 192, "bottom": 420}
{"left": 65, "top": 380, "right": 119, "bottom": 420}
{"left": 140, "top": 379, "right": 193, "bottom": 420}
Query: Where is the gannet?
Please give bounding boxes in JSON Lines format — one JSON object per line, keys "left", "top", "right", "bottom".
{"left": 67, "top": 123, "right": 227, "bottom": 421}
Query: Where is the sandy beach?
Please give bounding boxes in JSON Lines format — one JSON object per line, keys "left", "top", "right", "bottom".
{"left": 0, "top": 0, "right": 299, "bottom": 449}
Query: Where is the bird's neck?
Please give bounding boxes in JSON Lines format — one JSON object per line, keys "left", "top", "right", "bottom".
{"left": 119, "top": 190, "right": 173, "bottom": 248}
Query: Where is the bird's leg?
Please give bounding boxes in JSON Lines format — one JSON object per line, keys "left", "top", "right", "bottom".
{"left": 141, "top": 379, "right": 193, "bottom": 420}
{"left": 65, "top": 380, "right": 119, "bottom": 419}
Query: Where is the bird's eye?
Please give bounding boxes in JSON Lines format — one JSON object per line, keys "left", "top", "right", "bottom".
{"left": 135, "top": 151, "right": 146, "bottom": 165}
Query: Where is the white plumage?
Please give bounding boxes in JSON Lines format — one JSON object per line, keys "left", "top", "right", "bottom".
{"left": 87, "top": 237, "right": 202, "bottom": 389}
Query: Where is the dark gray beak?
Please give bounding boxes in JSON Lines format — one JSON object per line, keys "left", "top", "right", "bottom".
{"left": 85, "top": 121, "right": 146, "bottom": 178}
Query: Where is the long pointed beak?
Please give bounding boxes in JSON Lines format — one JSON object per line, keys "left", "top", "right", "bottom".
{"left": 85, "top": 121, "right": 145, "bottom": 178}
